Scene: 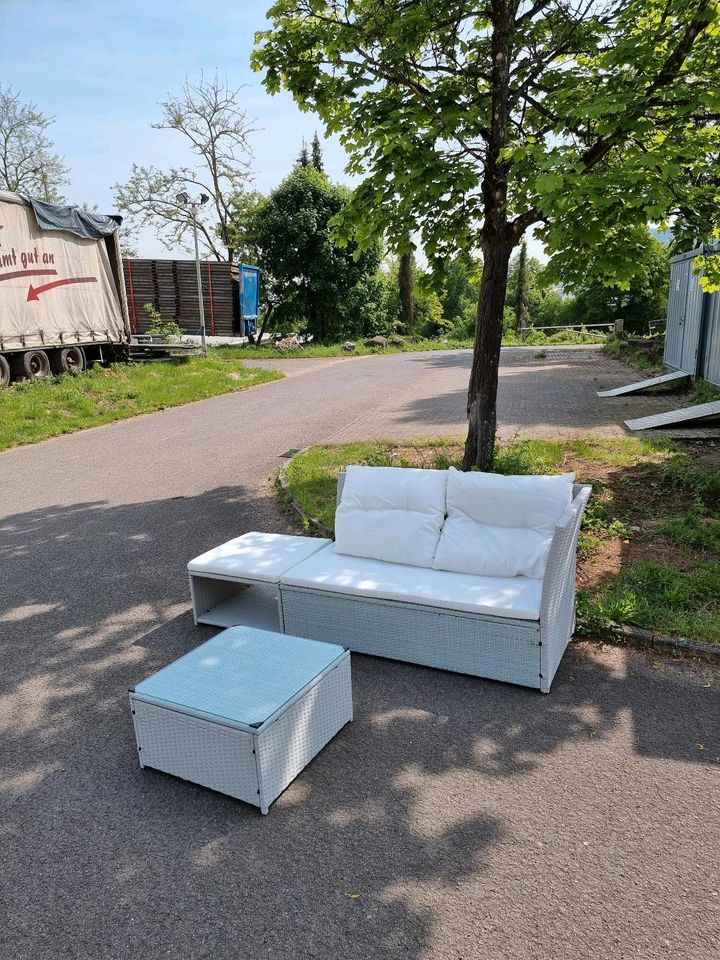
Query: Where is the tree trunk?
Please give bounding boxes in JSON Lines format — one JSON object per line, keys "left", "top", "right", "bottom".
{"left": 253, "top": 303, "right": 273, "bottom": 346}
{"left": 462, "top": 0, "right": 514, "bottom": 471}
{"left": 399, "top": 251, "right": 414, "bottom": 334}
{"left": 463, "top": 236, "right": 513, "bottom": 470}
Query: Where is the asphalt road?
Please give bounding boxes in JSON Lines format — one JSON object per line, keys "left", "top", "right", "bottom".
{"left": 1, "top": 348, "right": 718, "bottom": 960}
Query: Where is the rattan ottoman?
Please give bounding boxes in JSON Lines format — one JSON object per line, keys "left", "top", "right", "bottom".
{"left": 129, "top": 626, "right": 352, "bottom": 814}
{"left": 187, "top": 532, "right": 331, "bottom": 631}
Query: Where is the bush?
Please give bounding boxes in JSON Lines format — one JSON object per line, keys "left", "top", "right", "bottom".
{"left": 143, "top": 303, "right": 182, "bottom": 342}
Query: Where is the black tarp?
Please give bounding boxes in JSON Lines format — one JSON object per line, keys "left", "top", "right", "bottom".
{"left": 25, "top": 196, "right": 121, "bottom": 239}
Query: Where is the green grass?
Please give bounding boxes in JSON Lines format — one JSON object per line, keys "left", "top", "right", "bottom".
{"left": 281, "top": 435, "right": 678, "bottom": 533}
{"left": 604, "top": 342, "right": 720, "bottom": 404}
{"left": 603, "top": 337, "right": 665, "bottom": 376}
{"left": 656, "top": 510, "right": 720, "bottom": 551}
{"left": 211, "top": 328, "right": 605, "bottom": 362}
{"left": 280, "top": 436, "right": 720, "bottom": 644}
{"left": 502, "top": 328, "right": 606, "bottom": 346}
{"left": 692, "top": 378, "right": 720, "bottom": 404}
{"left": 212, "top": 338, "right": 473, "bottom": 360}
{"left": 0, "top": 357, "right": 283, "bottom": 451}
{"left": 578, "top": 562, "right": 720, "bottom": 643}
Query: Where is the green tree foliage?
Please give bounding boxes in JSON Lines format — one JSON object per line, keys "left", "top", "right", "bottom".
{"left": 311, "top": 133, "right": 325, "bottom": 173}
{"left": 297, "top": 139, "right": 311, "bottom": 168}
{"left": 254, "top": 0, "right": 720, "bottom": 467}
{"left": 0, "top": 84, "right": 69, "bottom": 201}
{"left": 244, "top": 165, "right": 382, "bottom": 341}
{"left": 398, "top": 248, "right": 415, "bottom": 334}
{"left": 413, "top": 278, "right": 445, "bottom": 336}
{"left": 437, "top": 252, "right": 480, "bottom": 338}
{"left": 535, "top": 290, "right": 574, "bottom": 328}
{"left": 224, "top": 189, "right": 266, "bottom": 264}
{"left": 506, "top": 248, "right": 544, "bottom": 322}
{"left": 514, "top": 241, "right": 531, "bottom": 333}
{"left": 562, "top": 229, "right": 670, "bottom": 333}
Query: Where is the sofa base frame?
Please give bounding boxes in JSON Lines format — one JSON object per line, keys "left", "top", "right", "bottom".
{"left": 281, "top": 585, "right": 547, "bottom": 691}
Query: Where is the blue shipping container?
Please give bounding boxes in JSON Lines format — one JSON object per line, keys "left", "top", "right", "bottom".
{"left": 239, "top": 264, "right": 260, "bottom": 336}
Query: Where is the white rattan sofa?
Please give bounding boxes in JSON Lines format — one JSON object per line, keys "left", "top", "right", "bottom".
{"left": 277, "top": 465, "right": 591, "bottom": 693}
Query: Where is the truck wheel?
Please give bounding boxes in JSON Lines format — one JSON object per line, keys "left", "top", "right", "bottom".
{"left": 12, "top": 350, "right": 51, "bottom": 380}
{"left": 0, "top": 355, "right": 10, "bottom": 387}
{"left": 50, "top": 346, "right": 86, "bottom": 375}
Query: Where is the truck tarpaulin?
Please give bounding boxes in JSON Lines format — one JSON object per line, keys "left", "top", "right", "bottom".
{"left": 0, "top": 193, "right": 126, "bottom": 351}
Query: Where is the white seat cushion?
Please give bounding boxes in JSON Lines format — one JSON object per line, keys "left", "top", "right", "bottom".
{"left": 334, "top": 465, "right": 447, "bottom": 568}
{"left": 281, "top": 544, "right": 542, "bottom": 620}
{"left": 187, "top": 532, "right": 332, "bottom": 582}
{"left": 432, "top": 468, "right": 575, "bottom": 579}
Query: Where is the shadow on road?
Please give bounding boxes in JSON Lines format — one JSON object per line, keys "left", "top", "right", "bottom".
{"left": 1, "top": 487, "right": 717, "bottom": 958}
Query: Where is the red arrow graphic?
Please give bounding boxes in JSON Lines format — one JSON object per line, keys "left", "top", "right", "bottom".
{"left": 27, "top": 276, "right": 97, "bottom": 301}
{"left": 0, "top": 268, "right": 58, "bottom": 283}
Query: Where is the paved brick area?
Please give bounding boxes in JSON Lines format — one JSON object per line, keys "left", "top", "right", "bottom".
{"left": 252, "top": 346, "right": 679, "bottom": 443}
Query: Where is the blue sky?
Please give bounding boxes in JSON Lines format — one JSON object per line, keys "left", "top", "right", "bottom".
{"left": 1, "top": 0, "right": 544, "bottom": 260}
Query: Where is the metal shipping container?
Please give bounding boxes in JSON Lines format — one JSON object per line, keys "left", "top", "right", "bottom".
{"left": 663, "top": 245, "right": 720, "bottom": 388}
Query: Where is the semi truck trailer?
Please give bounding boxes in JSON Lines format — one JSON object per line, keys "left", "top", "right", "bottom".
{"left": 0, "top": 190, "right": 133, "bottom": 386}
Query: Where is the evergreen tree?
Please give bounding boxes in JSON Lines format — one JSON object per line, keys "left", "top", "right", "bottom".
{"left": 311, "top": 132, "right": 324, "bottom": 172}
{"left": 297, "top": 139, "right": 310, "bottom": 167}
{"left": 515, "top": 240, "right": 531, "bottom": 334}
{"left": 399, "top": 248, "right": 414, "bottom": 334}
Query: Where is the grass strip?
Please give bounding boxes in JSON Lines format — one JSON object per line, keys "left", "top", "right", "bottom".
{"left": 280, "top": 436, "right": 720, "bottom": 645}
{"left": 212, "top": 328, "right": 604, "bottom": 362}
{"left": 0, "top": 356, "right": 283, "bottom": 452}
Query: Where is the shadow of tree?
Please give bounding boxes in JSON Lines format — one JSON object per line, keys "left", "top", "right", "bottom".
{"left": 1, "top": 488, "right": 717, "bottom": 959}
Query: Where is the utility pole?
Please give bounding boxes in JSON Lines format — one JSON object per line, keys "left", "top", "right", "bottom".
{"left": 176, "top": 191, "right": 209, "bottom": 353}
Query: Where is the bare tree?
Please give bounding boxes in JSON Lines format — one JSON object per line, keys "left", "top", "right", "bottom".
{"left": 0, "top": 85, "right": 69, "bottom": 201}
{"left": 114, "top": 74, "right": 255, "bottom": 261}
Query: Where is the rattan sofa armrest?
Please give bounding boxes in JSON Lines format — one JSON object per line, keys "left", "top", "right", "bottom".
{"left": 538, "top": 484, "right": 592, "bottom": 691}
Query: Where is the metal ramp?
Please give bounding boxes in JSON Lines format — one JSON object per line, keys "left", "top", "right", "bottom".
{"left": 597, "top": 369, "right": 690, "bottom": 397}
{"left": 625, "top": 400, "right": 720, "bottom": 431}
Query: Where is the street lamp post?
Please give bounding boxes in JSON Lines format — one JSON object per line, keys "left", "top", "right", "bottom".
{"left": 176, "top": 192, "right": 210, "bottom": 353}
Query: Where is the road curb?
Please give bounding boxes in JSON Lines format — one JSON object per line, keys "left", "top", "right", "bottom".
{"left": 608, "top": 624, "right": 720, "bottom": 659}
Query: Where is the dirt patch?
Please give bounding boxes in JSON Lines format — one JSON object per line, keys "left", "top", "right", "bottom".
{"left": 388, "top": 443, "right": 464, "bottom": 467}
{"left": 577, "top": 538, "right": 623, "bottom": 588}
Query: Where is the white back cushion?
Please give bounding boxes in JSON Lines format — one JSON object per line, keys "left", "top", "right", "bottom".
{"left": 334, "top": 465, "right": 447, "bottom": 567}
{"left": 444, "top": 467, "right": 575, "bottom": 530}
{"left": 432, "top": 467, "right": 575, "bottom": 579}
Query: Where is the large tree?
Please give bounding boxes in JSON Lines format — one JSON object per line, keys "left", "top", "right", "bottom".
{"left": 244, "top": 165, "right": 382, "bottom": 341}
{"left": 114, "top": 74, "right": 255, "bottom": 261}
{"left": 0, "top": 85, "right": 69, "bottom": 201}
{"left": 254, "top": 0, "right": 720, "bottom": 467}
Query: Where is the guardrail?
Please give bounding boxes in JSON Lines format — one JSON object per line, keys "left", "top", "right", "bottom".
{"left": 526, "top": 323, "right": 614, "bottom": 332}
